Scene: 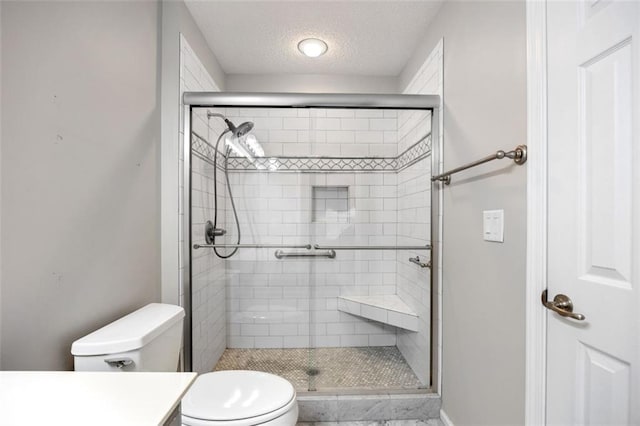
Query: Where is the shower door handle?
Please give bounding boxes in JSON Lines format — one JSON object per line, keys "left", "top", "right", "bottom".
{"left": 275, "top": 249, "right": 336, "bottom": 259}
{"left": 541, "top": 290, "right": 585, "bottom": 321}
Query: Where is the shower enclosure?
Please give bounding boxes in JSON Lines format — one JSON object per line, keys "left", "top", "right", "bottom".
{"left": 183, "top": 93, "right": 440, "bottom": 394}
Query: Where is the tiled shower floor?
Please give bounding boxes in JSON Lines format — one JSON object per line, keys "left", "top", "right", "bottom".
{"left": 213, "top": 346, "right": 423, "bottom": 392}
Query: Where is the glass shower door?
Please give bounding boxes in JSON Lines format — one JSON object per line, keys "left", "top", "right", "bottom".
{"left": 305, "top": 107, "right": 433, "bottom": 392}
{"left": 195, "top": 107, "right": 315, "bottom": 392}
{"left": 189, "top": 103, "right": 433, "bottom": 394}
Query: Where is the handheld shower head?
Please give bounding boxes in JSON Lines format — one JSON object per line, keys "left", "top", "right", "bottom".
{"left": 207, "top": 111, "right": 262, "bottom": 158}
{"left": 207, "top": 111, "right": 254, "bottom": 138}
{"left": 204, "top": 111, "right": 261, "bottom": 260}
{"left": 227, "top": 120, "right": 254, "bottom": 138}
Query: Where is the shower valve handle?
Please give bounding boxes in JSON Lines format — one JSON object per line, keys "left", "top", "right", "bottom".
{"left": 205, "top": 220, "right": 226, "bottom": 244}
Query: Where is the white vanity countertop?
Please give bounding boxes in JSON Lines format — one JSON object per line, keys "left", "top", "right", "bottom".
{"left": 0, "top": 371, "right": 197, "bottom": 426}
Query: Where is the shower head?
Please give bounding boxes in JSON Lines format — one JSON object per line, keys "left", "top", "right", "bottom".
{"left": 207, "top": 111, "right": 253, "bottom": 138}
{"left": 227, "top": 120, "right": 254, "bottom": 138}
{"left": 207, "top": 111, "right": 263, "bottom": 158}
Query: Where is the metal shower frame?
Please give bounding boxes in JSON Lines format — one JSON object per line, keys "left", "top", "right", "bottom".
{"left": 181, "top": 92, "right": 441, "bottom": 388}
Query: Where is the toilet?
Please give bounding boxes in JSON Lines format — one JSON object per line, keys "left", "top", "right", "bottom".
{"left": 71, "top": 303, "right": 298, "bottom": 426}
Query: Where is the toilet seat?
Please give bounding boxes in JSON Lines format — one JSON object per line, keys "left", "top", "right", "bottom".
{"left": 181, "top": 370, "right": 297, "bottom": 426}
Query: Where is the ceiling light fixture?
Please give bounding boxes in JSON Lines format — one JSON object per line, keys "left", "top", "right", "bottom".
{"left": 297, "top": 38, "right": 328, "bottom": 58}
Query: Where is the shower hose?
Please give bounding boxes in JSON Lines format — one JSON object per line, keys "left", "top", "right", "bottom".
{"left": 211, "top": 129, "right": 241, "bottom": 259}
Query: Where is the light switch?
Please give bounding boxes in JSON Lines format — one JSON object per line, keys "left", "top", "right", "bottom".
{"left": 483, "top": 209, "right": 504, "bottom": 242}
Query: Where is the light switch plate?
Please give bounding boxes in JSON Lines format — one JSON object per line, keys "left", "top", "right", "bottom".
{"left": 483, "top": 209, "right": 504, "bottom": 242}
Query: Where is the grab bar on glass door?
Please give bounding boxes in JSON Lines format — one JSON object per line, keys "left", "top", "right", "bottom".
{"left": 193, "top": 243, "right": 312, "bottom": 250}
{"left": 313, "top": 244, "right": 431, "bottom": 250}
{"left": 274, "top": 249, "right": 336, "bottom": 259}
{"left": 194, "top": 243, "right": 431, "bottom": 252}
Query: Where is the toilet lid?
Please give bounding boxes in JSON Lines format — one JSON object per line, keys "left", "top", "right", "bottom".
{"left": 182, "top": 370, "right": 296, "bottom": 422}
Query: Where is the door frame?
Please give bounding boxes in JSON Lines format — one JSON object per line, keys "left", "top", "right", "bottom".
{"left": 525, "top": 0, "right": 548, "bottom": 424}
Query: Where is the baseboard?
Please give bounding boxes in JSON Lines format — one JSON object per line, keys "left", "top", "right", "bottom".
{"left": 440, "top": 408, "right": 454, "bottom": 426}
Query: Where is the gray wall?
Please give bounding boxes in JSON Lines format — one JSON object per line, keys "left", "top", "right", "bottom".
{"left": 401, "top": 2, "right": 527, "bottom": 424}
{"left": 160, "top": 0, "right": 226, "bottom": 305}
{"left": 226, "top": 73, "right": 397, "bottom": 93}
{"left": 0, "top": 0, "right": 3, "bottom": 368}
{"left": 1, "top": 1, "right": 161, "bottom": 370}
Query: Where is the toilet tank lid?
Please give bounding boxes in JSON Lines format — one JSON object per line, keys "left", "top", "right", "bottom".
{"left": 71, "top": 303, "right": 185, "bottom": 356}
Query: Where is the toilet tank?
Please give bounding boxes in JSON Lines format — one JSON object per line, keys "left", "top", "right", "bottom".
{"left": 71, "top": 303, "right": 184, "bottom": 372}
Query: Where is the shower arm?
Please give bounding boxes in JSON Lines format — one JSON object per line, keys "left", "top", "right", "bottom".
{"left": 207, "top": 111, "right": 235, "bottom": 130}
{"left": 207, "top": 111, "right": 226, "bottom": 121}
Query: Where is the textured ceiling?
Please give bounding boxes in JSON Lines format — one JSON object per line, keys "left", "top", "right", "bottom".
{"left": 184, "top": 1, "right": 443, "bottom": 76}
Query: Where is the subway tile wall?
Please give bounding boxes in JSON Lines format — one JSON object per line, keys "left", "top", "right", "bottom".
{"left": 188, "top": 112, "right": 432, "bottom": 382}
{"left": 209, "top": 107, "right": 400, "bottom": 159}
{"left": 397, "top": 39, "right": 444, "bottom": 384}
{"left": 217, "top": 106, "right": 432, "bottom": 366}
{"left": 216, "top": 108, "right": 403, "bottom": 350}
{"left": 180, "top": 35, "right": 227, "bottom": 373}
{"left": 224, "top": 169, "right": 401, "bottom": 349}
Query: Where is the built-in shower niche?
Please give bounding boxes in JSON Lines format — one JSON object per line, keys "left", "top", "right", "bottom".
{"left": 188, "top": 103, "right": 433, "bottom": 395}
{"left": 312, "top": 186, "right": 349, "bottom": 223}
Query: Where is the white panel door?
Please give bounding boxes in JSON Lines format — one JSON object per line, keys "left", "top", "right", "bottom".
{"left": 546, "top": 0, "right": 639, "bottom": 425}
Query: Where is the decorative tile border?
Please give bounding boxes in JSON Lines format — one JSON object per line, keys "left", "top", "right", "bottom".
{"left": 192, "top": 133, "right": 431, "bottom": 173}
{"left": 395, "top": 134, "right": 432, "bottom": 171}
{"left": 192, "top": 132, "right": 226, "bottom": 166}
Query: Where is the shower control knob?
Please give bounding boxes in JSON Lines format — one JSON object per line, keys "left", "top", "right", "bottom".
{"left": 205, "top": 220, "right": 226, "bottom": 244}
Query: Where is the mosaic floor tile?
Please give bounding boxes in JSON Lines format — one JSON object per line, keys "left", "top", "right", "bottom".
{"left": 214, "top": 347, "right": 423, "bottom": 392}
